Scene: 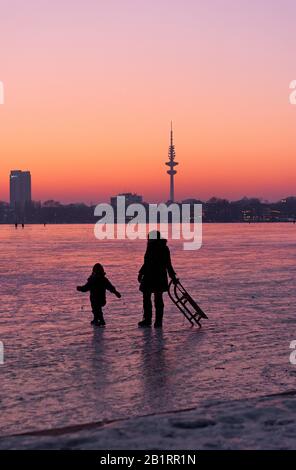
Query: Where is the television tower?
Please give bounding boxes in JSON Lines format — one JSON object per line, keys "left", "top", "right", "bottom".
{"left": 165, "top": 121, "right": 178, "bottom": 202}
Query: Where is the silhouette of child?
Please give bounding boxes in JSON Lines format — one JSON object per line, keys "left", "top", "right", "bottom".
{"left": 77, "top": 263, "right": 121, "bottom": 326}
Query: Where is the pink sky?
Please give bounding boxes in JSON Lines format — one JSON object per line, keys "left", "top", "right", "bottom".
{"left": 0, "top": 0, "right": 296, "bottom": 203}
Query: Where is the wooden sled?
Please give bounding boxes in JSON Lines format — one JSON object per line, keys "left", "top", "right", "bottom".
{"left": 168, "top": 280, "right": 208, "bottom": 328}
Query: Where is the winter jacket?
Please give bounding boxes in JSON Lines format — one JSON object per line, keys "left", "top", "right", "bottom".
{"left": 139, "top": 239, "right": 176, "bottom": 293}
{"left": 78, "top": 273, "right": 117, "bottom": 306}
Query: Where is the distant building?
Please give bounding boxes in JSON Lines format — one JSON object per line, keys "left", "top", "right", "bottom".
{"left": 110, "top": 193, "right": 143, "bottom": 206}
{"left": 182, "top": 198, "right": 203, "bottom": 205}
{"left": 165, "top": 122, "right": 178, "bottom": 203}
{"left": 10, "top": 170, "right": 31, "bottom": 208}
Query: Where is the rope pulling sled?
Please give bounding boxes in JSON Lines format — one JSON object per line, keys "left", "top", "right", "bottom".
{"left": 168, "top": 279, "right": 208, "bottom": 328}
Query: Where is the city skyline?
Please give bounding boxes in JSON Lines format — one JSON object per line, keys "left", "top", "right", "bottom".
{"left": 1, "top": 1, "right": 296, "bottom": 203}
{"left": 2, "top": 166, "right": 296, "bottom": 206}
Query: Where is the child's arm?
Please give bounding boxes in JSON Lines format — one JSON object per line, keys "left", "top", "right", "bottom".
{"left": 105, "top": 279, "right": 121, "bottom": 298}
{"left": 77, "top": 280, "right": 91, "bottom": 292}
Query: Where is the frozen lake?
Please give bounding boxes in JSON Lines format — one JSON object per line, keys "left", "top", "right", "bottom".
{"left": 0, "top": 223, "right": 296, "bottom": 438}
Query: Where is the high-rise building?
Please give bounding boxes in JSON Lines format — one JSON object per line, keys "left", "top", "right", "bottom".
{"left": 165, "top": 122, "right": 178, "bottom": 203}
{"left": 10, "top": 170, "right": 32, "bottom": 207}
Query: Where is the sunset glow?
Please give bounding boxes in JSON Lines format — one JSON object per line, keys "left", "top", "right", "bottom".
{"left": 1, "top": 0, "right": 296, "bottom": 203}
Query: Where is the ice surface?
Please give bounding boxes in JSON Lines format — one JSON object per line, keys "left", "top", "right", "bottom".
{"left": 1, "top": 392, "right": 296, "bottom": 449}
{"left": 0, "top": 223, "right": 296, "bottom": 448}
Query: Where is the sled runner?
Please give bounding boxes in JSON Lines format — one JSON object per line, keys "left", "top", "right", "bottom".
{"left": 168, "top": 280, "right": 208, "bottom": 327}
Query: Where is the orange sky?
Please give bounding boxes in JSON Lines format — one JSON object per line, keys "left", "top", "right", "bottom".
{"left": 1, "top": 0, "right": 296, "bottom": 203}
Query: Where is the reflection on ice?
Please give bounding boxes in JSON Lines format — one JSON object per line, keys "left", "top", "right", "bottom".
{"left": 0, "top": 223, "right": 295, "bottom": 436}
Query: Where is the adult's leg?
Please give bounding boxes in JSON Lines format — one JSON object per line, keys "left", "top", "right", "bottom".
{"left": 154, "top": 292, "right": 164, "bottom": 326}
{"left": 142, "top": 290, "right": 152, "bottom": 324}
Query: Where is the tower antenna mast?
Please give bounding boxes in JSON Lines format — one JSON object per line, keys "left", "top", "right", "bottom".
{"left": 165, "top": 121, "right": 178, "bottom": 202}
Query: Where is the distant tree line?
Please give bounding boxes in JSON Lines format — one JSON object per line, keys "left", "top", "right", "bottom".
{"left": 0, "top": 196, "right": 296, "bottom": 224}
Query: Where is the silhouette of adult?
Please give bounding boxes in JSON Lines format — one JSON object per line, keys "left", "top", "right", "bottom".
{"left": 138, "top": 230, "right": 177, "bottom": 328}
